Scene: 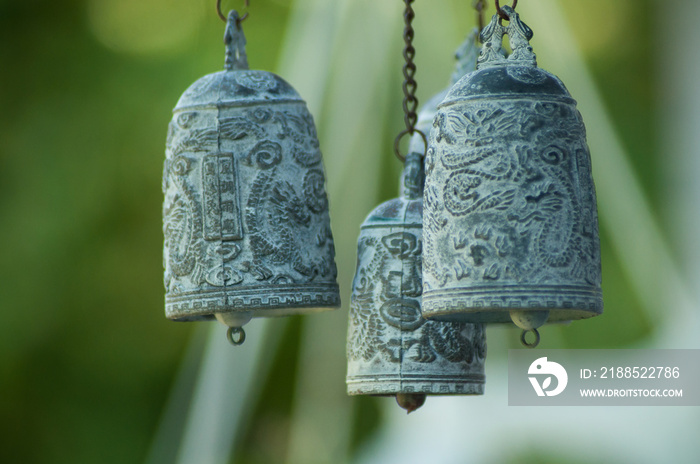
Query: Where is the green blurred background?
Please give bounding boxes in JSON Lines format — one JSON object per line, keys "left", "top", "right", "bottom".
{"left": 1, "top": 0, "right": 698, "bottom": 463}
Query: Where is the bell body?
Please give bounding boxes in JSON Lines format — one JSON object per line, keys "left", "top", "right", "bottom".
{"left": 422, "top": 9, "right": 602, "bottom": 327}
{"left": 347, "top": 153, "right": 485, "bottom": 397}
{"left": 163, "top": 13, "right": 339, "bottom": 324}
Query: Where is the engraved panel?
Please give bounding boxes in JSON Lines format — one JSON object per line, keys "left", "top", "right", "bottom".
{"left": 202, "top": 155, "right": 222, "bottom": 241}
{"left": 202, "top": 153, "right": 243, "bottom": 241}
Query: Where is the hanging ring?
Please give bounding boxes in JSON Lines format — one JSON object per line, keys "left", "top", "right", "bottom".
{"left": 394, "top": 129, "right": 427, "bottom": 163}
{"left": 494, "top": 0, "right": 517, "bottom": 20}
{"left": 217, "top": 0, "right": 250, "bottom": 23}
{"left": 226, "top": 326, "right": 246, "bottom": 345}
{"left": 520, "top": 328, "right": 540, "bottom": 348}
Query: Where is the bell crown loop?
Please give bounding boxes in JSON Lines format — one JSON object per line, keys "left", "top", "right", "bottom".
{"left": 477, "top": 5, "right": 535, "bottom": 70}
{"left": 224, "top": 10, "right": 249, "bottom": 71}
{"left": 440, "top": 13, "right": 570, "bottom": 109}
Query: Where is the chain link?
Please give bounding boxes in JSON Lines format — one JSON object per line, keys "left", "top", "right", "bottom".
{"left": 394, "top": 0, "right": 423, "bottom": 162}
{"left": 401, "top": 0, "right": 418, "bottom": 134}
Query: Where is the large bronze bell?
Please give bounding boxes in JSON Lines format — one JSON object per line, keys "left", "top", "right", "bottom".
{"left": 422, "top": 6, "right": 603, "bottom": 331}
{"left": 163, "top": 11, "right": 339, "bottom": 341}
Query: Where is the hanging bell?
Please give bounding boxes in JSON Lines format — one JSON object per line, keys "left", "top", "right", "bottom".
{"left": 409, "top": 28, "right": 482, "bottom": 156}
{"left": 346, "top": 148, "right": 486, "bottom": 412}
{"left": 422, "top": 6, "right": 603, "bottom": 332}
{"left": 163, "top": 11, "right": 339, "bottom": 342}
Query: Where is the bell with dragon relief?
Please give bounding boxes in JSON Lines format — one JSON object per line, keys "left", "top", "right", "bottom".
{"left": 163, "top": 10, "right": 339, "bottom": 343}
{"left": 346, "top": 151, "right": 486, "bottom": 413}
{"left": 346, "top": 29, "right": 487, "bottom": 412}
{"left": 422, "top": 6, "right": 603, "bottom": 336}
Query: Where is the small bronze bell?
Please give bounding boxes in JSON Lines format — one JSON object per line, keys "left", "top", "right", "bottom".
{"left": 346, "top": 150, "right": 486, "bottom": 412}
{"left": 163, "top": 11, "right": 339, "bottom": 342}
{"left": 422, "top": 6, "right": 603, "bottom": 332}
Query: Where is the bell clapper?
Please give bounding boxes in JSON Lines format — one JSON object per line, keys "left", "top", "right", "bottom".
{"left": 396, "top": 393, "right": 426, "bottom": 414}
{"left": 520, "top": 328, "right": 540, "bottom": 349}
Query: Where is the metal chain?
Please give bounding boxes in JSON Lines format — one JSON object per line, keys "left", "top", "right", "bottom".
{"left": 394, "top": 0, "right": 425, "bottom": 162}
{"left": 401, "top": 0, "right": 418, "bottom": 136}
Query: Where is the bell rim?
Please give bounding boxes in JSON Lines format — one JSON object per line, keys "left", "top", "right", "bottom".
{"left": 167, "top": 304, "right": 339, "bottom": 322}
{"left": 421, "top": 306, "right": 603, "bottom": 324}
{"left": 167, "top": 303, "right": 340, "bottom": 321}
{"left": 421, "top": 284, "right": 602, "bottom": 324}
{"left": 165, "top": 282, "right": 341, "bottom": 320}
{"left": 346, "top": 378, "right": 485, "bottom": 396}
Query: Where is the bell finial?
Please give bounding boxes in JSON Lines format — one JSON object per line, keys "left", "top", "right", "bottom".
{"left": 224, "top": 10, "right": 249, "bottom": 71}
{"left": 476, "top": 5, "right": 536, "bottom": 69}
{"left": 502, "top": 6, "right": 536, "bottom": 66}
{"left": 477, "top": 14, "right": 506, "bottom": 68}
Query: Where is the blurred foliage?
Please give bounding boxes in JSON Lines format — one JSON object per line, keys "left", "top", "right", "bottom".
{"left": 0, "top": 0, "right": 663, "bottom": 463}
{"left": 232, "top": 317, "right": 304, "bottom": 464}
{"left": 504, "top": 449, "right": 610, "bottom": 464}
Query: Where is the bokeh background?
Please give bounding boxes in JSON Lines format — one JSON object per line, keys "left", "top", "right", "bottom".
{"left": 1, "top": 0, "right": 699, "bottom": 463}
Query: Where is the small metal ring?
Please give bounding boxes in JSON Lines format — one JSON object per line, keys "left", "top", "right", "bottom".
{"left": 394, "top": 129, "right": 427, "bottom": 163}
{"left": 520, "top": 328, "right": 540, "bottom": 348}
{"left": 217, "top": 0, "right": 250, "bottom": 23}
{"left": 494, "top": 0, "right": 517, "bottom": 20}
{"left": 226, "top": 326, "right": 246, "bottom": 345}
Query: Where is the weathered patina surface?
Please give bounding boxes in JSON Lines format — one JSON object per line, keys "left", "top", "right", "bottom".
{"left": 163, "top": 11, "right": 339, "bottom": 326}
{"left": 422, "top": 7, "right": 602, "bottom": 328}
{"left": 347, "top": 152, "right": 486, "bottom": 398}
